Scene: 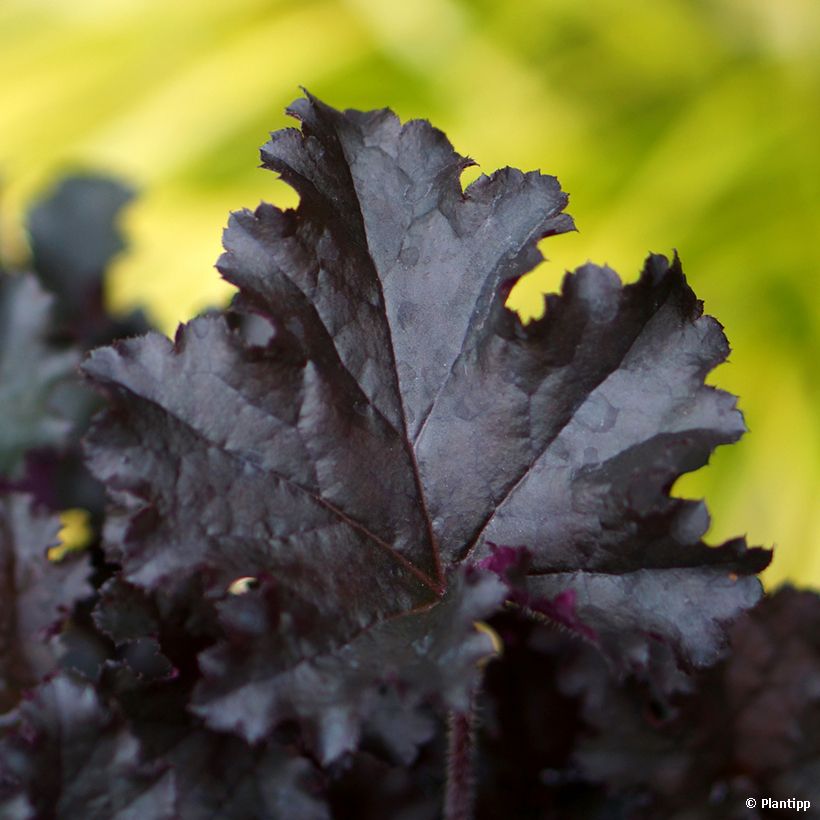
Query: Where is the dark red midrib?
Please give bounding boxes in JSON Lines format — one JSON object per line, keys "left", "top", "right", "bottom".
{"left": 87, "top": 366, "right": 443, "bottom": 598}
{"left": 311, "top": 110, "right": 446, "bottom": 591}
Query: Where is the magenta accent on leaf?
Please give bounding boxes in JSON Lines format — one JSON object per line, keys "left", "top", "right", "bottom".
{"left": 477, "top": 543, "right": 531, "bottom": 577}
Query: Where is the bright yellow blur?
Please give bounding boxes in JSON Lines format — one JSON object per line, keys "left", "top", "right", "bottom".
{"left": 1, "top": 0, "right": 818, "bottom": 587}
{"left": 48, "top": 508, "right": 92, "bottom": 562}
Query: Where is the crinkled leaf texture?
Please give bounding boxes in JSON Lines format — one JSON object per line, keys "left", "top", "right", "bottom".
{"left": 91, "top": 661, "right": 331, "bottom": 820}
{"left": 0, "top": 274, "right": 78, "bottom": 476}
{"left": 564, "top": 587, "right": 820, "bottom": 817}
{"left": 0, "top": 494, "right": 91, "bottom": 712}
{"left": 0, "top": 674, "right": 175, "bottom": 819}
{"left": 82, "top": 94, "right": 768, "bottom": 758}
{"left": 191, "top": 568, "right": 504, "bottom": 762}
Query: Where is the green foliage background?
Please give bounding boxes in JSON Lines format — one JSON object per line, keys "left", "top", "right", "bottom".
{"left": 1, "top": 0, "right": 818, "bottom": 588}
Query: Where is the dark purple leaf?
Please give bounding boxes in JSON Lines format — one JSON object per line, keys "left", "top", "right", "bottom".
{"left": 191, "top": 568, "right": 505, "bottom": 762}
{"left": 475, "top": 612, "right": 630, "bottom": 820}
{"left": 89, "top": 576, "right": 223, "bottom": 688}
{"left": 81, "top": 93, "right": 768, "bottom": 759}
{"left": 564, "top": 587, "right": 820, "bottom": 817}
{"left": 0, "top": 674, "right": 175, "bottom": 819}
{"left": 93, "top": 577, "right": 162, "bottom": 644}
{"left": 158, "top": 730, "right": 329, "bottom": 820}
{"left": 327, "top": 749, "right": 443, "bottom": 820}
{"left": 0, "top": 494, "right": 91, "bottom": 712}
{"left": 92, "top": 663, "right": 331, "bottom": 820}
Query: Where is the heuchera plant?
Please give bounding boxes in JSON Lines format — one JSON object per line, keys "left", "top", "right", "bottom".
{"left": 0, "top": 93, "right": 817, "bottom": 819}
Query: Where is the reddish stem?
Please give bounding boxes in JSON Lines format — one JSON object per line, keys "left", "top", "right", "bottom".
{"left": 444, "top": 696, "right": 477, "bottom": 820}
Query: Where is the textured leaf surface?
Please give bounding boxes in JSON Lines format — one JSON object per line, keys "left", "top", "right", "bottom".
{"left": 564, "top": 587, "right": 820, "bottom": 817}
{"left": 82, "top": 94, "right": 768, "bottom": 756}
{"left": 0, "top": 674, "right": 175, "bottom": 819}
{"left": 0, "top": 275, "right": 78, "bottom": 476}
{"left": 191, "top": 568, "right": 504, "bottom": 761}
{"left": 89, "top": 663, "right": 330, "bottom": 819}
{"left": 0, "top": 494, "right": 91, "bottom": 711}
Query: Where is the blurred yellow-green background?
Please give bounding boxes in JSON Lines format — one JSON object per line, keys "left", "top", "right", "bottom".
{"left": 1, "top": 0, "right": 818, "bottom": 588}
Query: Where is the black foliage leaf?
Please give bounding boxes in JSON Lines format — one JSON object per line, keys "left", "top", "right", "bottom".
{"left": 91, "top": 663, "right": 332, "bottom": 819}
{"left": 326, "top": 749, "right": 443, "bottom": 820}
{"left": 565, "top": 587, "right": 820, "bottom": 818}
{"left": 90, "top": 574, "right": 220, "bottom": 686}
{"left": 93, "top": 577, "right": 163, "bottom": 645}
{"left": 156, "top": 730, "right": 330, "bottom": 820}
{"left": 191, "top": 568, "right": 505, "bottom": 762}
{"left": 474, "top": 613, "right": 587, "bottom": 818}
{"left": 82, "top": 96, "right": 766, "bottom": 758}
{"left": 0, "top": 92, "right": 795, "bottom": 817}
{"left": 474, "top": 611, "right": 646, "bottom": 820}
{"left": 0, "top": 494, "right": 91, "bottom": 712}
{"left": 0, "top": 674, "right": 175, "bottom": 819}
